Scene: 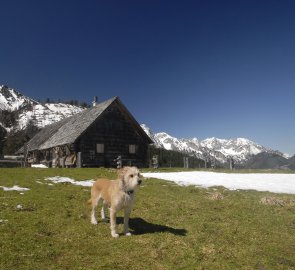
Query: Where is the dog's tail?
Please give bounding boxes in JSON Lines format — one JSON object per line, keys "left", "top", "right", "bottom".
{"left": 86, "top": 198, "right": 92, "bottom": 205}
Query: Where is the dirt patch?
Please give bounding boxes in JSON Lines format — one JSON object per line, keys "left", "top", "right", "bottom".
{"left": 260, "top": 196, "right": 295, "bottom": 206}
{"left": 207, "top": 192, "right": 224, "bottom": 200}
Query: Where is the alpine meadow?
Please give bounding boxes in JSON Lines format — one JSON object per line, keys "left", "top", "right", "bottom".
{"left": 1, "top": 168, "right": 295, "bottom": 269}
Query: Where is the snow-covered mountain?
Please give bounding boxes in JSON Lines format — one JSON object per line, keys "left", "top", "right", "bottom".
{"left": 0, "top": 85, "right": 84, "bottom": 131}
{"left": 200, "top": 137, "right": 270, "bottom": 163}
{"left": 154, "top": 132, "right": 204, "bottom": 157}
{"left": 17, "top": 103, "right": 84, "bottom": 129}
{"left": 140, "top": 124, "right": 164, "bottom": 148}
{"left": 0, "top": 85, "right": 38, "bottom": 111}
{"left": 141, "top": 124, "right": 285, "bottom": 165}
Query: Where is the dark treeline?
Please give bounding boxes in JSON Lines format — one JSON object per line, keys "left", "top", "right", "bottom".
{"left": 0, "top": 109, "right": 40, "bottom": 156}
{"left": 0, "top": 121, "right": 39, "bottom": 156}
{"left": 0, "top": 125, "right": 6, "bottom": 156}
{"left": 0, "top": 110, "right": 18, "bottom": 128}
{"left": 41, "top": 98, "right": 90, "bottom": 108}
{"left": 148, "top": 145, "right": 207, "bottom": 168}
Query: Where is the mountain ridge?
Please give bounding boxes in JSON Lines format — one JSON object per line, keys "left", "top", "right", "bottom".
{"left": 140, "top": 124, "right": 291, "bottom": 167}
{"left": 1, "top": 85, "right": 293, "bottom": 170}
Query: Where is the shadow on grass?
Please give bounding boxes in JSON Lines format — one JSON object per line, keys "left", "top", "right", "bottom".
{"left": 117, "top": 217, "right": 187, "bottom": 236}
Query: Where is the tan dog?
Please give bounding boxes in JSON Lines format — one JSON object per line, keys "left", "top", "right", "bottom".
{"left": 88, "top": 166, "right": 142, "bottom": 238}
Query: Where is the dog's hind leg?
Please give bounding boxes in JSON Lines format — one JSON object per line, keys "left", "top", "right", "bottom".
{"left": 110, "top": 208, "right": 119, "bottom": 238}
{"left": 91, "top": 195, "right": 101, "bottom": 225}
{"left": 101, "top": 201, "right": 108, "bottom": 223}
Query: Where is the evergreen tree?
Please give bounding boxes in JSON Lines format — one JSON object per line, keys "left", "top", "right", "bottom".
{"left": 0, "top": 125, "right": 7, "bottom": 157}
{"left": 2, "top": 121, "right": 39, "bottom": 155}
{"left": 0, "top": 110, "right": 17, "bottom": 128}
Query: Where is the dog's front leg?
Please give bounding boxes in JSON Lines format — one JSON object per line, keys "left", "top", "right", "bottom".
{"left": 110, "top": 208, "right": 119, "bottom": 238}
{"left": 124, "top": 207, "right": 132, "bottom": 236}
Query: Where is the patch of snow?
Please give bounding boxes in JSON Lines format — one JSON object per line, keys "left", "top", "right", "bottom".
{"left": 142, "top": 171, "right": 295, "bottom": 195}
{"left": 0, "top": 185, "right": 30, "bottom": 191}
{"left": 284, "top": 153, "right": 291, "bottom": 159}
{"left": 16, "top": 204, "right": 23, "bottom": 210}
{"left": 45, "top": 176, "right": 94, "bottom": 187}
{"left": 31, "top": 164, "right": 48, "bottom": 168}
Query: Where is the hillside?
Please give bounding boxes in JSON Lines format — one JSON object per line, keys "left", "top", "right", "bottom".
{"left": 288, "top": 155, "right": 295, "bottom": 170}
{"left": 244, "top": 153, "right": 295, "bottom": 170}
{"left": 0, "top": 85, "right": 85, "bottom": 131}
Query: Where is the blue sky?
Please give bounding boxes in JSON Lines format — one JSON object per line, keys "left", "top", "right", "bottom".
{"left": 1, "top": 0, "right": 295, "bottom": 155}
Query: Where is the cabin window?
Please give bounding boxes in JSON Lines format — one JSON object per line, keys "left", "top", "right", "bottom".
{"left": 96, "top": 143, "right": 104, "bottom": 153}
{"left": 129, "top": 144, "right": 137, "bottom": 154}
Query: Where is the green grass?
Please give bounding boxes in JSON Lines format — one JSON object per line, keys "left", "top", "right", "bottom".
{"left": 1, "top": 168, "right": 295, "bottom": 269}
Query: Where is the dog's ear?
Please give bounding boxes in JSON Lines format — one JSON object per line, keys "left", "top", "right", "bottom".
{"left": 117, "top": 166, "right": 131, "bottom": 180}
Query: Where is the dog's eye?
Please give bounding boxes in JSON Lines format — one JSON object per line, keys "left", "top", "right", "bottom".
{"left": 130, "top": 174, "right": 134, "bottom": 178}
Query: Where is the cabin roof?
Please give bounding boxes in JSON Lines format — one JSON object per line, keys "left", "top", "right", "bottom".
{"left": 25, "top": 97, "right": 152, "bottom": 151}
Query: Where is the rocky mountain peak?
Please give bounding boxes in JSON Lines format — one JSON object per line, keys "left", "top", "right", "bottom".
{"left": 0, "top": 85, "right": 38, "bottom": 111}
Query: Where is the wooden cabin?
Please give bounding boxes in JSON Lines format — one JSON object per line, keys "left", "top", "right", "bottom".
{"left": 23, "top": 97, "right": 153, "bottom": 168}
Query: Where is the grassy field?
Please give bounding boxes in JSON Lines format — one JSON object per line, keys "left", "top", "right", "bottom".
{"left": 1, "top": 168, "right": 295, "bottom": 269}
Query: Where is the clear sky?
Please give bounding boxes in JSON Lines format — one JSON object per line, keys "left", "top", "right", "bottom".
{"left": 1, "top": 0, "right": 295, "bottom": 155}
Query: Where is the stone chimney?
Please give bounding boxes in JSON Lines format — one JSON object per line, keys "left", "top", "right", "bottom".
{"left": 92, "top": 96, "right": 98, "bottom": 107}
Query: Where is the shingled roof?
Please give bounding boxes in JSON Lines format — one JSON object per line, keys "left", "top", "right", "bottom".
{"left": 25, "top": 96, "right": 152, "bottom": 151}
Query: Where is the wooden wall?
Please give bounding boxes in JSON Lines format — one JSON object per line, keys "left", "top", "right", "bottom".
{"left": 75, "top": 103, "right": 149, "bottom": 168}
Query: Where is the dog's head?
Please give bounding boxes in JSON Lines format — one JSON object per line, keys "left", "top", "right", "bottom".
{"left": 118, "top": 166, "right": 142, "bottom": 191}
